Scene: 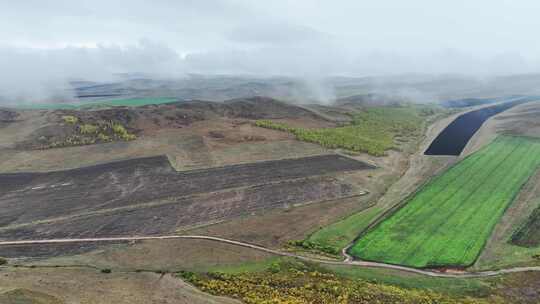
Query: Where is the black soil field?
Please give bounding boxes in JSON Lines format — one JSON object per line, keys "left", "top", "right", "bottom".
{"left": 0, "top": 109, "right": 18, "bottom": 127}
{"left": 511, "top": 206, "right": 540, "bottom": 248}
{"left": 425, "top": 97, "right": 538, "bottom": 156}
{"left": 0, "top": 241, "right": 128, "bottom": 258}
{"left": 0, "top": 154, "right": 372, "bottom": 242}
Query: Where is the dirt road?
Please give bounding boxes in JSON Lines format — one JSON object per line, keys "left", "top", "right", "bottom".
{"left": 1, "top": 235, "right": 539, "bottom": 278}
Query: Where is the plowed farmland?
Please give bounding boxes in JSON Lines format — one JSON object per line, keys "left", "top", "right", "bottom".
{"left": 351, "top": 136, "right": 540, "bottom": 268}
{"left": 0, "top": 154, "right": 372, "bottom": 242}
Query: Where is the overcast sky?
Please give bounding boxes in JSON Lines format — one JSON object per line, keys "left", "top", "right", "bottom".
{"left": 1, "top": 0, "right": 540, "bottom": 101}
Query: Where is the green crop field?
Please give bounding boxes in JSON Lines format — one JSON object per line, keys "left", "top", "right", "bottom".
{"left": 350, "top": 136, "right": 540, "bottom": 268}
{"left": 301, "top": 206, "right": 383, "bottom": 255}
{"left": 256, "top": 106, "right": 432, "bottom": 156}
{"left": 12, "top": 97, "right": 178, "bottom": 110}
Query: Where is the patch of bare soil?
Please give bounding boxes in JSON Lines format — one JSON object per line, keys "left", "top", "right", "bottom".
{"left": 39, "top": 238, "right": 274, "bottom": 272}
{"left": 494, "top": 272, "right": 540, "bottom": 304}
{"left": 8, "top": 97, "right": 322, "bottom": 151}
{"left": 0, "top": 109, "right": 19, "bottom": 125}
{"left": 54, "top": 96, "right": 323, "bottom": 137}
{"left": 0, "top": 268, "right": 239, "bottom": 304}
{"left": 221, "top": 96, "right": 321, "bottom": 119}
{"left": 0, "top": 98, "right": 332, "bottom": 173}
{"left": 300, "top": 104, "right": 354, "bottom": 123}
{"left": 0, "top": 288, "right": 63, "bottom": 304}
{"left": 189, "top": 119, "right": 291, "bottom": 148}
{"left": 187, "top": 195, "right": 374, "bottom": 249}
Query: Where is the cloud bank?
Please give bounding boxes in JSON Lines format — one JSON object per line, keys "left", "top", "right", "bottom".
{"left": 1, "top": 0, "right": 540, "bottom": 103}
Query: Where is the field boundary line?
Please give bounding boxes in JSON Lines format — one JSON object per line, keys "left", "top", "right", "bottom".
{"left": 1, "top": 235, "right": 540, "bottom": 278}
{"left": 0, "top": 174, "right": 368, "bottom": 233}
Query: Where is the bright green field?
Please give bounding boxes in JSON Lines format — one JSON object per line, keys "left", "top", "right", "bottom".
{"left": 351, "top": 136, "right": 540, "bottom": 268}
{"left": 12, "top": 97, "right": 178, "bottom": 110}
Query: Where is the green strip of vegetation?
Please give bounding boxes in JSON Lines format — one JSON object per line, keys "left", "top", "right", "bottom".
{"left": 324, "top": 264, "right": 491, "bottom": 297}
{"left": 197, "top": 257, "right": 282, "bottom": 274}
{"left": 471, "top": 197, "right": 540, "bottom": 271}
{"left": 13, "top": 97, "right": 177, "bottom": 110}
{"left": 256, "top": 106, "right": 434, "bottom": 156}
{"left": 298, "top": 206, "right": 383, "bottom": 255}
{"left": 351, "top": 136, "right": 540, "bottom": 268}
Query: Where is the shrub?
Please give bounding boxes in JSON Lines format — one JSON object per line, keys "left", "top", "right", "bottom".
{"left": 62, "top": 115, "right": 78, "bottom": 124}
{"left": 268, "top": 262, "right": 281, "bottom": 273}
{"left": 176, "top": 271, "right": 204, "bottom": 285}
{"left": 255, "top": 106, "right": 428, "bottom": 156}
{"left": 101, "top": 268, "right": 112, "bottom": 274}
{"left": 0, "top": 257, "right": 7, "bottom": 265}
{"left": 97, "top": 132, "right": 112, "bottom": 142}
{"left": 79, "top": 124, "right": 99, "bottom": 135}
{"left": 111, "top": 122, "right": 137, "bottom": 141}
{"left": 183, "top": 261, "right": 490, "bottom": 304}
{"left": 42, "top": 118, "right": 137, "bottom": 150}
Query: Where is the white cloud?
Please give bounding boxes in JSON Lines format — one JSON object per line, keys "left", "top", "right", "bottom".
{"left": 1, "top": 0, "right": 540, "bottom": 103}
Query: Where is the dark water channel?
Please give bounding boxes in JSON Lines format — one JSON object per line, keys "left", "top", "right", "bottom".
{"left": 425, "top": 96, "right": 539, "bottom": 156}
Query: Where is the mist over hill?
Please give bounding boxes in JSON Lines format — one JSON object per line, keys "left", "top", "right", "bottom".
{"left": 3, "top": 0, "right": 540, "bottom": 105}
{"left": 4, "top": 73, "right": 536, "bottom": 107}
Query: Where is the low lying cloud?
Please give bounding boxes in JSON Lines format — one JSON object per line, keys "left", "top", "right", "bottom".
{"left": 2, "top": 39, "right": 540, "bottom": 105}
{"left": 2, "top": 1, "right": 540, "bottom": 104}
{"left": 0, "top": 40, "right": 184, "bottom": 104}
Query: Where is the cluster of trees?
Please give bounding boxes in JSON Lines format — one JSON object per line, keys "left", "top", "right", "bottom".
{"left": 255, "top": 106, "right": 427, "bottom": 156}
{"left": 42, "top": 117, "right": 137, "bottom": 149}
{"left": 78, "top": 121, "right": 136, "bottom": 141}
{"left": 61, "top": 115, "right": 79, "bottom": 124}
{"left": 177, "top": 261, "right": 490, "bottom": 304}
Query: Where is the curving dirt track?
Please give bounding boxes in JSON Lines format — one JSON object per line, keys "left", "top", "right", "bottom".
{"left": 1, "top": 235, "right": 539, "bottom": 279}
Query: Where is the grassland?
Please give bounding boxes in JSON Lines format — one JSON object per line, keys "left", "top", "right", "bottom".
{"left": 472, "top": 173, "right": 540, "bottom": 271}
{"left": 511, "top": 205, "right": 540, "bottom": 247}
{"left": 299, "top": 206, "right": 383, "bottom": 255}
{"left": 0, "top": 289, "right": 63, "bottom": 304}
{"left": 256, "top": 106, "right": 431, "bottom": 156}
{"left": 13, "top": 97, "right": 177, "bottom": 110}
{"left": 351, "top": 136, "right": 540, "bottom": 268}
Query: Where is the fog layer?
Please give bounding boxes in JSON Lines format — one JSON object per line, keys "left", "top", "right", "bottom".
{"left": 1, "top": 0, "right": 540, "bottom": 103}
